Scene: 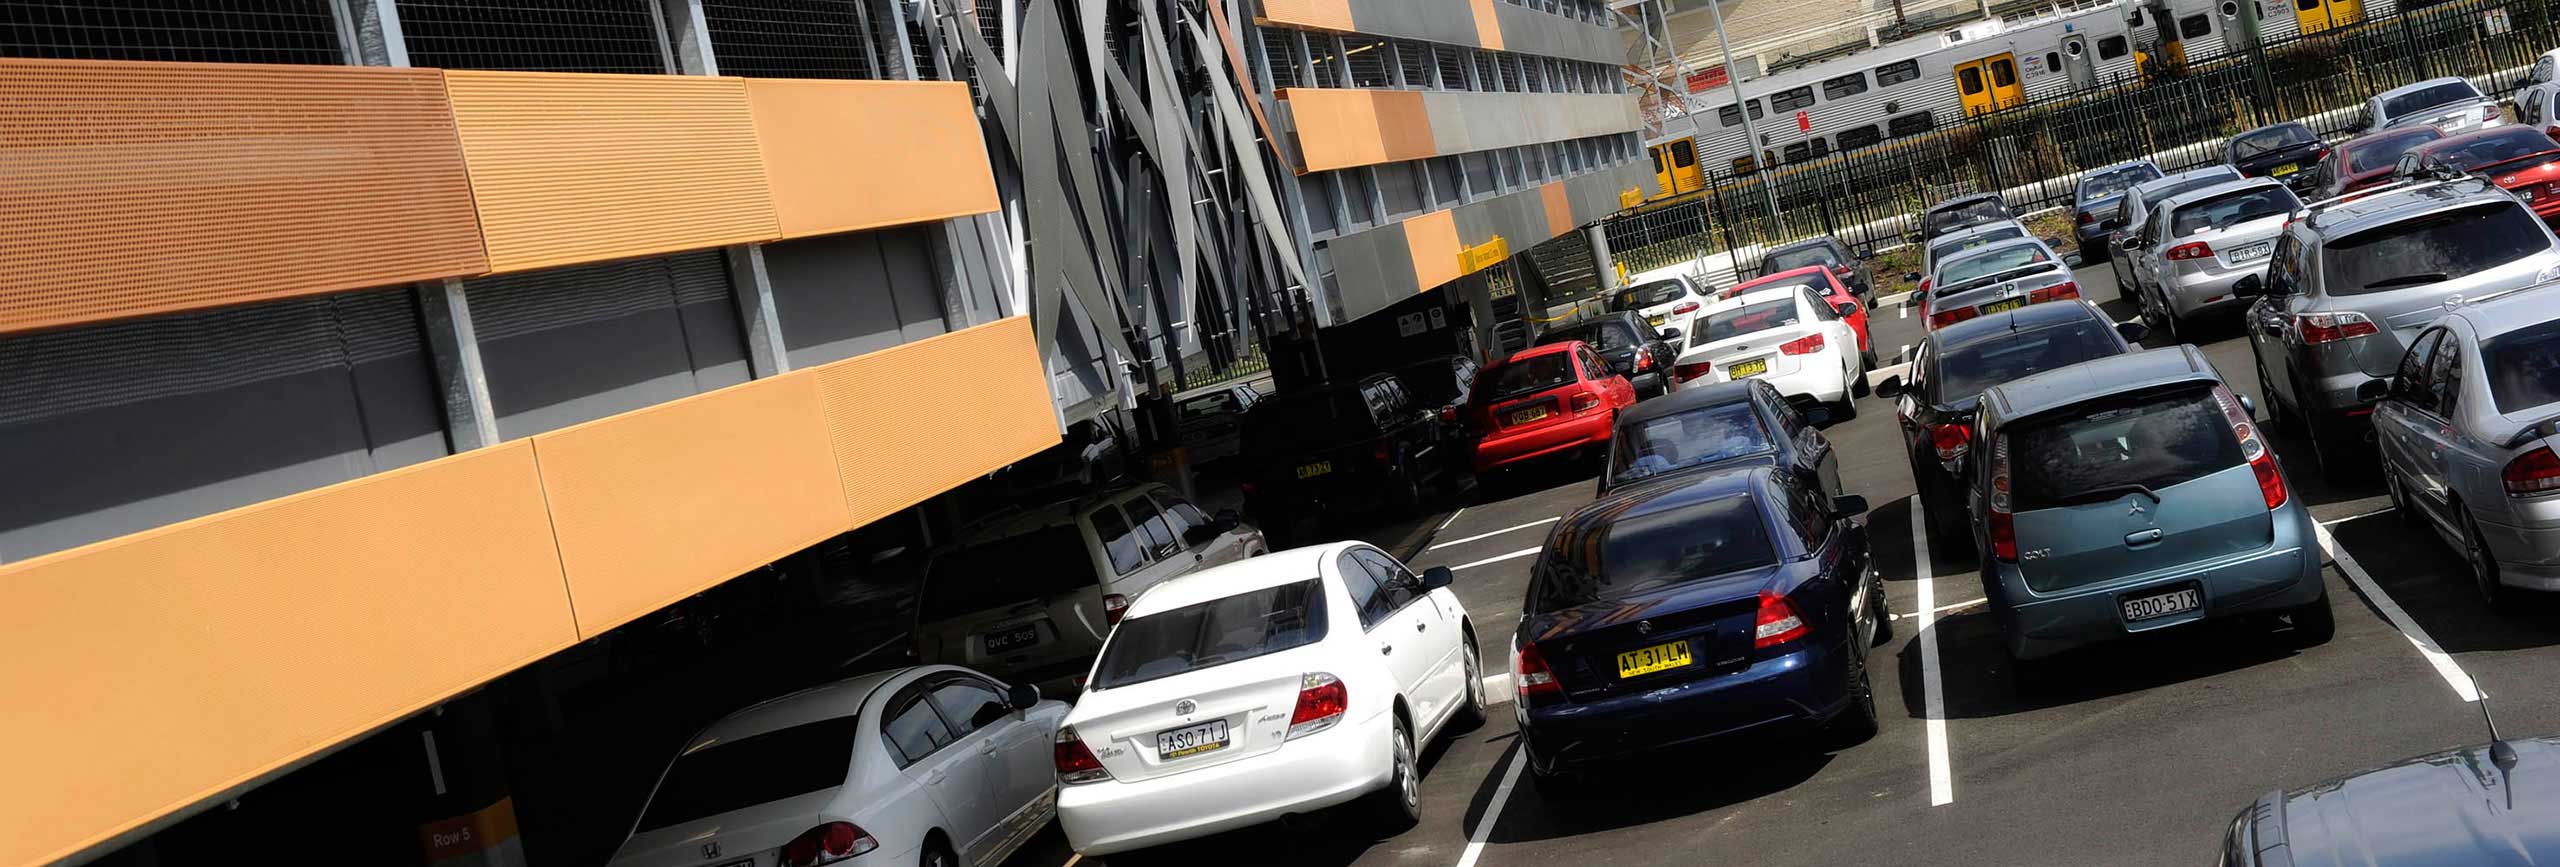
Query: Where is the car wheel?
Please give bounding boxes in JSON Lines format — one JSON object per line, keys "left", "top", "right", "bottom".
{"left": 2462, "top": 507, "right": 2507, "bottom": 608}
{"left": 1869, "top": 576, "right": 1894, "bottom": 645}
{"left": 2284, "top": 588, "right": 2336, "bottom": 649}
{"left": 1822, "top": 646, "right": 1881, "bottom": 749}
{"left": 2161, "top": 306, "right": 2184, "bottom": 346}
{"left": 2256, "top": 356, "right": 2297, "bottom": 436}
{"left": 1527, "top": 762, "right": 1586, "bottom": 798}
{"left": 1916, "top": 467, "right": 1974, "bottom": 558}
{"left": 921, "top": 839, "right": 957, "bottom": 867}
{"left": 1453, "top": 637, "right": 1487, "bottom": 729}
{"left": 1388, "top": 457, "right": 1423, "bottom": 514}
{"left": 1368, "top": 719, "right": 1423, "bottom": 831}
{"left": 2386, "top": 462, "right": 2424, "bottom": 526}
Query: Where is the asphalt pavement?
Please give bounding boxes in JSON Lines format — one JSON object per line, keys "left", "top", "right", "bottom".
{"left": 1030, "top": 259, "right": 2560, "bottom": 867}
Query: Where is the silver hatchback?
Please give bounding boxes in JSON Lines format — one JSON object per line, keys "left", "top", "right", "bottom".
{"left": 2368, "top": 286, "right": 2560, "bottom": 604}
{"left": 2130, "top": 177, "right": 2304, "bottom": 343}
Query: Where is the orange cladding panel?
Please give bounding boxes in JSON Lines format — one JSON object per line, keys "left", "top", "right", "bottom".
{"left": 0, "top": 59, "right": 488, "bottom": 334}
{"left": 0, "top": 442, "right": 573, "bottom": 867}
{"left": 1404, "top": 210, "right": 1465, "bottom": 292}
{"left": 1256, "top": 0, "right": 1355, "bottom": 31}
{"left": 530, "top": 372, "right": 851, "bottom": 637}
{"left": 1283, "top": 89, "right": 1435, "bottom": 172}
{"left": 444, "top": 70, "right": 779, "bottom": 273}
{"left": 816, "top": 316, "right": 1060, "bottom": 526}
{"left": 748, "top": 78, "right": 1000, "bottom": 238}
{"left": 1471, "top": 0, "right": 1506, "bottom": 50}
{"left": 1541, "top": 182, "right": 1576, "bottom": 239}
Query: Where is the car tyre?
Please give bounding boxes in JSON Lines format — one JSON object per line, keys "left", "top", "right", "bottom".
{"left": 1527, "top": 760, "right": 1586, "bottom": 799}
{"left": 1388, "top": 456, "right": 1424, "bottom": 515}
{"left": 921, "top": 838, "right": 957, "bottom": 867}
{"left": 1916, "top": 465, "right": 1975, "bottom": 558}
{"left": 2386, "top": 462, "right": 2424, "bottom": 526}
{"left": 1821, "top": 647, "right": 1881, "bottom": 749}
{"left": 2462, "top": 507, "right": 2507, "bottom": 608}
{"left": 1869, "top": 576, "right": 1895, "bottom": 645}
{"left": 1452, "top": 637, "right": 1488, "bottom": 730}
{"left": 2284, "top": 588, "right": 2336, "bottom": 649}
{"left": 2256, "top": 357, "right": 2297, "bottom": 437}
{"left": 1368, "top": 718, "right": 1423, "bottom": 832}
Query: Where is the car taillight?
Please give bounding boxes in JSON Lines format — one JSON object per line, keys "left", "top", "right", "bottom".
{"left": 1287, "top": 672, "right": 1348, "bottom": 739}
{"left": 2297, "top": 311, "right": 2378, "bottom": 344}
{"left": 2166, "top": 241, "right": 2215, "bottom": 261}
{"left": 1515, "top": 641, "right": 1563, "bottom": 701}
{"left": 2505, "top": 447, "right": 2560, "bottom": 496}
{"left": 1779, "top": 333, "right": 1826, "bottom": 355}
{"left": 1055, "top": 727, "right": 1112, "bottom": 784}
{"left": 1675, "top": 361, "right": 1716, "bottom": 383}
{"left": 1930, "top": 422, "right": 1972, "bottom": 462}
{"left": 1375, "top": 443, "right": 1394, "bottom": 463}
{"left": 1988, "top": 434, "right": 2018, "bottom": 562}
{"left": 2077, "top": 210, "right": 2097, "bottom": 224}
{"left": 1571, "top": 391, "right": 1602, "bottom": 413}
{"left": 2028, "top": 282, "right": 2080, "bottom": 303}
{"left": 1929, "top": 307, "right": 1978, "bottom": 329}
{"left": 2212, "top": 386, "right": 2287, "bottom": 509}
{"left": 2486, "top": 104, "right": 2504, "bottom": 122}
{"left": 779, "top": 822, "right": 877, "bottom": 867}
{"left": 1633, "top": 350, "right": 1654, "bottom": 371}
{"left": 1672, "top": 301, "right": 1700, "bottom": 315}
{"left": 1440, "top": 405, "right": 1458, "bottom": 423}
{"left": 1104, "top": 593, "right": 1129, "bottom": 624}
{"left": 1753, "top": 590, "right": 1809, "bottom": 649}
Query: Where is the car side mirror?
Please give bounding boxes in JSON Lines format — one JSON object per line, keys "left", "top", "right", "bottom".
{"left": 1831, "top": 495, "right": 1871, "bottom": 518}
{"left": 2358, "top": 378, "right": 2392, "bottom": 403}
{"left": 1658, "top": 326, "right": 1684, "bottom": 342}
{"left": 1213, "top": 508, "right": 1241, "bottom": 532}
{"left": 1873, "top": 375, "right": 1906, "bottom": 399}
{"left": 2063, "top": 251, "right": 2085, "bottom": 268}
{"left": 2232, "top": 273, "right": 2265, "bottom": 297}
{"left": 2118, "top": 235, "right": 2143, "bottom": 250}
{"left": 1422, "top": 566, "right": 1454, "bottom": 591}
{"left": 1832, "top": 301, "right": 1858, "bottom": 317}
{"left": 1182, "top": 523, "right": 1223, "bottom": 546}
{"left": 2117, "top": 320, "right": 2151, "bottom": 343}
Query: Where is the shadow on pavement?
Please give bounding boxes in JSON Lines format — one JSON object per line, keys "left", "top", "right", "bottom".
{"left": 1897, "top": 603, "right": 2309, "bottom": 721}
{"left": 1481, "top": 731, "right": 1831, "bottom": 843}
{"left": 1090, "top": 716, "right": 1485, "bottom": 867}
{"left": 2327, "top": 513, "right": 2560, "bottom": 654}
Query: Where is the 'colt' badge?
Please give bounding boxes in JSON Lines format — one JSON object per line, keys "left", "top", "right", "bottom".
{"left": 1635, "top": 620, "right": 1654, "bottom": 636}
{"left": 702, "top": 841, "right": 721, "bottom": 860}
{"left": 1174, "top": 699, "right": 1199, "bottom": 716}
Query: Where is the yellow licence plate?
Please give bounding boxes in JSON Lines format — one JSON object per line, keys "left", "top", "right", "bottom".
{"left": 1295, "top": 461, "right": 1331, "bottom": 479}
{"left": 1728, "top": 358, "right": 1769, "bottom": 378}
{"left": 1617, "top": 640, "right": 1693, "bottom": 678}
{"left": 2272, "top": 163, "right": 2300, "bottom": 177}
{"left": 1511, "top": 405, "right": 1551, "bottom": 424}
{"left": 1647, "top": 314, "right": 1668, "bottom": 327}
{"left": 1980, "top": 297, "right": 2026, "bottom": 315}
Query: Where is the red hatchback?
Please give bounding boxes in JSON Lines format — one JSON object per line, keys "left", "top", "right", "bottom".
{"left": 1721, "top": 266, "right": 1876, "bottom": 371}
{"left": 2312, "top": 126, "right": 2445, "bottom": 199}
{"left": 1470, "top": 341, "right": 1638, "bottom": 474}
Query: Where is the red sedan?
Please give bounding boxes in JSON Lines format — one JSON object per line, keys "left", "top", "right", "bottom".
{"left": 2413, "top": 126, "right": 2560, "bottom": 222}
{"left": 2312, "top": 126, "right": 2446, "bottom": 200}
{"left": 1721, "top": 265, "right": 1876, "bottom": 372}
{"left": 1469, "top": 341, "right": 1638, "bottom": 474}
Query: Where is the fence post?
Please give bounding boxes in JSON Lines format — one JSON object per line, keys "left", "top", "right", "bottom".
{"left": 2402, "top": 9, "right": 2426, "bottom": 81}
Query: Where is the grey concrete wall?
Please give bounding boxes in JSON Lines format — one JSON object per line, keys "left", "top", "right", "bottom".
{"left": 764, "top": 225, "right": 951, "bottom": 370}
{"left": 1423, "top": 92, "right": 1645, "bottom": 158}
{"left": 470, "top": 251, "right": 750, "bottom": 440}
{"left": 1490, "top": 3, "right": 1623, "bottom": 66}
{"left": 1346, "top": 0, "right": 1480, "bottom": 49}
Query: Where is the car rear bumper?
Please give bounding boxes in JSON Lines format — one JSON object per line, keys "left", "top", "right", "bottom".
{"left": 1058, "top": 710, "right": 1391, "bottom": 855}
{"left": 1516, "top": 638, "right": 1854, "bottom": 773}
{"left": 1742, "top": 356, "right": 1849, "bottom": 404}
{"left": 1474, "top": 410, "right": 1614, "bottom": 473}
{"left": 2161, "top": 269, "right": 2259, "bottom": 318}
{"left": 2477, "top": 512, "right": 2560, "bottom": 589}
{"left": 1989, "top": 510, "right": 2324, "bottom": 660}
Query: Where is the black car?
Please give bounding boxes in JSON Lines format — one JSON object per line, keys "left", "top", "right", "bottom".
{"left": 1238, "top": 373, "right": 1450, "bottom": 537}
{"left": 2227, "top": 121, "right": 2329, "bottom": 194}
{"left": 1539, "top": 312, "right": 1679, "bottom": 399}
{"left": 1759, "top": 236, "right": 1875, "bottom": 298}
{"left": 1391, "top": 353, "right": 1481, "bottom": 441}
{"left": 1599, "top": 379, "right": 1841, "bottom": 498}
{"left": 2222, "top": 735, "right": 2560, "bottom": 865}
{"left": 1511, "top": 466, "right": 1883, "bottom": 789}
{"left": 1874, "top": 300, "right": 2145, "bottom": 548}
{"left": 1914, "top": 193, "right": 2016, "bottom": 245}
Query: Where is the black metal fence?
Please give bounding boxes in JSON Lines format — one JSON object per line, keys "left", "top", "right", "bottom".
{"left": 1591, "top": 0, "right": 2560, "bottom": 292}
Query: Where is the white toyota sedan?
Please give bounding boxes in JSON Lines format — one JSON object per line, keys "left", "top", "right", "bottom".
{"left": 1054, "top": 542, "right": 1484, "bottom": 856}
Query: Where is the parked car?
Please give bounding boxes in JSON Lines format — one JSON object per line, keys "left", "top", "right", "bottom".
{"left": 2071, "top": 160, "right": 2164, "bottom": 263}
{"left": 1913, "top": 193, "right": 2016, "bottom": 245}
{"left": 608, "top": 666, "right": 1067, "bottom": 867}
{"left": 1674, "top": 280, "right": 1867, "bottom": 419}
{"left": 2369, "top": 289, "right": 2560, "bottom": 604}
{"left": 1969, "top": 346, "right": 2331, "bottom": 685}
{"left": 2368, "top": 76, "right": 2503, "bottom": 136}
{"left": 1391, "top": 354, "right": 1481, "bottom": 443}
{"left": 1054, "top": 542, "right": 1481, "bottom": 854}
{"left": 2399, "top": 125, "right": 2560, "bottom": 223}
{"left": 1721, "top": 265, "right": 1878, "bottom": 375}
{"left": 2308, "top": 125, "right": 2447, "bottom": 200}
{"left": 1174, "top": 382, "right": 1260, "bottom": 466}
{"left": 1608, "top": 274, "right": 1709, "bottom": 332}
{"left": 1922, "top": 236, "right": 2081, "bottom": 332}
{"left": 1907, "top": 220, "right": 2029, "bottom": 301}
{"left": 2226, "top": 121, "right": 2328, "bottom": 195}
{"left": 1758, "top": 235, "right": 1875, "bottom": 298}
{"left": 1240, "top": 373, "right": 1453, "bottom": 531}
{"left": 2219, "top": 735, "right": 2560, "bottom": 866}
{"left": 1876, "top": 300, "right": 2145, "bottom": 549}
{"left": 2110, "top": 165, "right": 2245, "bottom": 302}
{"left": 1599, "top": 378, "right": 1843, "bottom": 497}
{"left": 1513, "top": 466, "right": 1884, "bottom": 789}
{"left": 2243, "top": 178, "right": 2560, "bottom": 476}
{"left": 1540, "top": 311, "right": 1679, "bottom": 399}
{"left": 2128, "top": 177, "right": 2306, "bottom": 343}
{"left": 1470, "top": 340, "right": 1640, "bottom": 474}
{"left": 917, "top": 483, "right": 1266, "bottom": 695}
{"left": 2516, "top": 63, "right": 2560, "bottom": 139}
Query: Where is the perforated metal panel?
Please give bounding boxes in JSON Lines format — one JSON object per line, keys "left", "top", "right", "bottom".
{"left": 0, "top": 0, "right": 344, "bottom": 64}
{"left": 702, "top": 0, "right": 881, "bottom": 79}
{"left": 398, "top": 0, "right": 669, "bottom": 73}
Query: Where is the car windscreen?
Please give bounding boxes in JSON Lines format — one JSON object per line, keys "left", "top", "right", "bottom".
{"left": 2006, "top": 387, "right": 2244, "bottom": 512}
{"left": 1698, "top": 298, "right": 1800, "bottom": 344}
{"left": 1614, "top": 279, "right": 1688, "bottom": 309}
{"left": 2078, "top": 165, "right": 2160, "bottom": 202}
{"left": 2435, "top": 130, "right": 2560, "bottom": 171}
{"left": 1485, "top": 353, "right": 1577, "bottom": 400}
{"left": 2350, "top": 129, "right": 2442, "bottom": 173}
{"left": 2170, "top": 187, "right": 2299, "bottom": 237}
{"left": 1242, "top": 390, "right": 1372, "bottom": 454}
{"left": 637, "top": 715, "right": 861, "bottom": 831}
{"left": 920, "top": 525, "right": 1099, "bottom": 621}
{"left": 1529, "top": 493, "right": 1777, "bottom": 612}
{"left": 2485, "top": 320, "right": 2560, "bottom": 413}
{"left": 1088, "top": 579, "right": 1327, "bottom": 689}
{"left": 1934, "top": 321, "right": 2121, "bottom": 402}
{"left": 1763, "top": 245, "right": 1844, "bottom": 273}
{"left": 1609, "top": 402, "right": 1776, "bottom": 485}
{"left": 1929, "top": 227, "right": 2024, "bottom": 266}
{"left": 1937, "top": 245, "right": 2051, "bottom": 287}
{"left": 1925, "top": 199, "right": 2008, "bottom": 235}
{"left": 2381, "top": 82, "right": 2482, "bottom": 123}
{"left": 2321, "top": 203, "right": 2549, "bottom": 296}
{"left": 2231, "top": 125, "right": 2317, "bottom": 160}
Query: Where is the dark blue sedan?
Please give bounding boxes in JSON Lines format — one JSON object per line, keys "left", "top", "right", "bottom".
{"left": 1511, "top": 465, "right": 1885, "bottom": 790}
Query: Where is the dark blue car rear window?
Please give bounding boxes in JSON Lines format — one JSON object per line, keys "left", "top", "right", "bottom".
{"left": 1531, "top": 494, "right": 1776, "bottom": 611}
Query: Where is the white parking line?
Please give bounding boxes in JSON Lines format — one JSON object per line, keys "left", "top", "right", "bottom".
{"left": 1900, "top": 303, "right": 1910, "bottom": 319}
{"left": 1436, "top": 507, "right": 1467, "bottom": 532}
{"left": 1889, "top": 596, "right": 1986, "bottom": 621}
{"left": 2318, "top": 506, "right": 2395, "bottom": 526}
{"left": 1453, "top": 548, "right": 1542, "bottom": 571}
{"left": 2313, "top": 523, "right": 2480, "bottom": 702}
{"left": 1910, "top": 495, "right": 1955, "bottom": 807}
{"left": 1429, "top": 517, "right": 1562, "bottom": 550}
{"left": 1454, "top": 751, "right": 1527, "bottom": 867}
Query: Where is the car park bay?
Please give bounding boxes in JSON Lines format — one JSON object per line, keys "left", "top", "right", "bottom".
{"left": 1046, "top": 258, "right": 2560, "bottom": 867}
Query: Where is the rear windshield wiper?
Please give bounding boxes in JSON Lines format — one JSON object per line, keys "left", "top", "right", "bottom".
{"left": 2364, "top": 272, "right": 2451, "bottom": 290}
{"left": 2049, "top": 483, "right": 2161, "bottom": 507}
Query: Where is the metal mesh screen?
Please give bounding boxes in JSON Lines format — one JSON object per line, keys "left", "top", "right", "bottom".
{"left": 1343, "top": 36, "right": 1387, "bottom": 88}
{"left": 1393, "top": 40, "right": 1430, "bottom": 88}
{"left": 0, "top": 0, "right": 343, "bottom": 65}
{"left": 702, "top": 0, "right": 879, "bottom": 79}
{"left": 1435, "top": 44, "right": 1466, "bottom": 90}
{"left": 397, "top": 0, "right": 667, "bottom": 74}
{"left": 1259, "top": 28, "right": 1301, "bottom": 88}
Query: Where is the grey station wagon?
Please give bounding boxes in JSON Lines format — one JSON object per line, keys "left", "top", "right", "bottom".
{"left": 1969, "top": 347, "right": 2330, "bottom": 684}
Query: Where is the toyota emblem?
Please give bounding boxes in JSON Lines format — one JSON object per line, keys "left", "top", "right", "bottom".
{"left": 1174, "top": 699, "right": 1198, "bottom": 716}
{"left": 701, "top": 841, "right": 721, "bottom": 860}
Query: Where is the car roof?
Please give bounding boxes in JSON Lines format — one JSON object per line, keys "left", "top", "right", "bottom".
{"left": 1931, "top": 299, "right": 2106, "bottom": 347}
{"left": 689, "top": 668, "right": 912, "bottom": 746}
{"left": 1124, "top": 542, "right": 1350, "bottom": 617}
{"left": 954, "top": 482, "right": 1162, "bottom": 542}
{"left": 1983, "top": 345, "right": 2219, "bottom": 420}
{"left": 2304, "top": 177, "right": 2513, "bottom": 236}
{"left": 2237, "top": 120, "right": 2314, "bottom": 136}
{"left": 1733, "top": 265, "right": 1835, "bottom": 293}
{"left": 2336, "top": 124, "right": 2445, "bottom": 151}
{"left": 2157, "top": 176, "right": 2287, "bottom": 212}
{"left": 2377, "top": 76, "right": 2477, "bottom": 99}
{"left": 1618, "top": 379, "right": 1759, "bottom": 426}
{"left": 2084, "top": 159, "right": 2160, "bottom": 176}
{"left": 2455, "top": 282, "right": 2560, "bottom": 339}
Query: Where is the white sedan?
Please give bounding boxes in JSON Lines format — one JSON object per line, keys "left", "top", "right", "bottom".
{"left": 1054, "top": 542, "right": 1484, "bottom": 856}
{"left": 1673, "top": 282, "right": 1866, "bottom": 419}
{"left": 609, "top": 666, "right": 1066, "bottom": 867}
{"left": 1612, "top": 273, "right": 1709, "bottom": 331}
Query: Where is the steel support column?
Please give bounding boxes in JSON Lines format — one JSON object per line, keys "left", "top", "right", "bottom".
{"left": 416, "top": 279, "right": 501, "bottom": 451}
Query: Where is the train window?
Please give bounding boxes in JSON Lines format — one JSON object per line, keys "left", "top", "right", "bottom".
{"left": 1959, "top": 66, "right": 1984, "bottom": 95}
{"left": 1809, "top": 138, "right": 1830, "bottom": 158}
{"left": 2046, "top": 52, "right": 2062, "bottom": 73}
{"left": 1990, "top": 58, "right": 2017, "bottom": 88}
{"left": 1719, "top": 104, "right": 1744, "bottom": 127}
{"left": 2297, "top": 0, "right": 2319, "bottom": 8}
{"left": 1837, "top": 125, "right": 1882, "bottom": 150}
{"left": 1876, "top": 59, "right": 1921, "bottom": 87}
{"left": 2179, "top": 14, "right": 2211, "bottom": 38}
{"left": 1652, "top": 149, "right": 1666, "bottom": 173}
{"left": 1889, "top": 112, "right": 1936, "bottom": 137}
{"left": 1782, "top": 142, "right": 1810, "bottom": 163}
{"left": 1824, "top": 73, "right": 1868, "bottom": 99}
{"left": 1732, "top": 155, "right": 1758, "bottom": 175}
{"left": 1748, "top": 99, "right": 1764, "bottom": 119}
{"left": 1770, "top": 86, "right": 1815, "bottom": 112}
{"left": 1671, "top": 140, "right": 1697, "bottom": 167}
{"left": 2099, "top": 36, "right": 2129, "bottom": 60}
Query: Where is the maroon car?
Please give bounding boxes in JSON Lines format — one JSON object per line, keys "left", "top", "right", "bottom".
{"left": 2308, "top": 125, "right": 2446, "bottom": 199}
{"left": 2409, "top": 126, "right": 2560, "bottom": 223}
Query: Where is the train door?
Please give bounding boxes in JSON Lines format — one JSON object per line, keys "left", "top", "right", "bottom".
{"left": 1668, "top": 139, "right": 1703, "bottom": 194}
{"left": 1954, "top": 55, "right": 2023, "bottom": 116}
{"left": 2294, "top": 0, "right": 2364, "bottom": 34}
{"left": 2061, "top": 34, "right": 2099, "bottom": 90}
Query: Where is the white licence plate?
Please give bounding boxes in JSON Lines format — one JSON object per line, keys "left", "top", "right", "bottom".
{"left": 2120, "top": 586, "right": 2202, "bottom": 622}
{"left": 1156, "top": 719, "right": 1230, "bottom": 760}
{"left": 2227, "top": 241, "right": 2273, "bottom": 263}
